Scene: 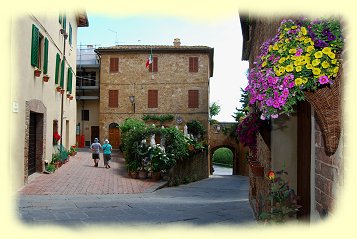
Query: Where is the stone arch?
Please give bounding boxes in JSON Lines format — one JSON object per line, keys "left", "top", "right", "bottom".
{"left": 24, "top": 99, "right": 47, "bottom": 183}
{"left": 210, "top": 144, "right": 238, "bottom": 175}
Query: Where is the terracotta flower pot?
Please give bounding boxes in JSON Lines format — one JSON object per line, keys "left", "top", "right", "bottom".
{"left": 129, "top": 171, "right": 138, "bottom": 179}
{"left": 151, "top": 171, "right": 161, "bottom": 181}
{"left": 34, "top": 69, "right": 41, "bottom": 77}
{"left": 60, "top": 89, "right": 65, "bottom": 94}
{"left": 138, "top": 170, "right": 148, "bottom": 179}
{"left": 67, "top": 94, "right": 71, "bottom": 99}
{"left": 250, "top": 164, "right": 264, "bottom": 177}
{"left": 43, "top": 75, "right": 49, "bottom": 82}
{"left": 56, "top": 86, "right": 62, "bottom": 92}
{"left": 69, "top": 96, "right": 74, "bottom": 100}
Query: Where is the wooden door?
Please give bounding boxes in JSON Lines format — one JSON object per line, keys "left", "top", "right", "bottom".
{"left": 297, "top": 101, "right": 311, "bottom": 221}
{"left": 28, "top": 113, "right": 37, "bottom": 175}
{"left": 109, "top": 127, "right": 120, "bottom": 149}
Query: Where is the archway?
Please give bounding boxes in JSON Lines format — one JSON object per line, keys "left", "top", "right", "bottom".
{"left": 108, "top": 123, "right": 120, "bottom": 149}
{"left": 210, "top": 145, "right": 237, "bottom": 176}
{"left": 212, "top": 147, "right": 234, "bottom": 175}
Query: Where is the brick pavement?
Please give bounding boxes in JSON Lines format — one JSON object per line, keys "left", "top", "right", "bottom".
{"left": 18, "top": 150, "right": 166, "bottom": 195}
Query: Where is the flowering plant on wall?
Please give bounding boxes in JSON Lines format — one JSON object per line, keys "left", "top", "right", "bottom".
{"left": 246, "top": 17, "right": 344, "bottom": 120}
{"left": 53, "top": 132, "right": 61, "bottom": 145}
{"left": 236, "top": 111, "right": 262, "bottom": 154}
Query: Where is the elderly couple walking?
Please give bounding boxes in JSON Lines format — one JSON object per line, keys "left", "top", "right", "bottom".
{"left": 90, "top": 138, "right": 112, "bottom": 168}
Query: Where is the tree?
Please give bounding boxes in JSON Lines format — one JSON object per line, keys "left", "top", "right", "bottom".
{"left": 209, "top": 102, "right": 221, "bottom": 121}
{"left": 232, "top": 88, "right": 250, "bottom": 121}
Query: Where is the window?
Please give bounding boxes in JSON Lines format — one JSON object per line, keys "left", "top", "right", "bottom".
{"left": 149, "top": 56, "right": 158, "bottom": 72}
{"left": 67, "top": 67, "right": 73, "bottom": 93}
{"left": 31, "top": 24, "right": 44, "bottom": 69}
{"left": 188, "top": 90, "right": 199, "bottom": 108}
{"left": 110, "top": 58, "right": 119, "bottom": 72}
{"left": 55, "top": 53, "right": 61, "bottom": 84}
{"left": 60, "top": 58, "right": 65, "bottom": 88}
{"left": 109, "top": 90, "right": 119, "bottom": 107}
{"left": 76, "top": 71, "right": 96, "bottom": 86}
{"left": 69, "top": 23, "right": 72, "bottom": 46}
{"left": 43, "top": 38, "right": 49, "bottom": 74}
{"left": 189, "top": 57, "right": 198, "bottom": 72}
{"left": 81, "top": 110, "right": 89, "bottom": 121}
{"left": 148, "top": 90, "right": 158, "bottom": 108}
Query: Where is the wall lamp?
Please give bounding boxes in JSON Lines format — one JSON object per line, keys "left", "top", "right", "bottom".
{"left": 129, "top": 95, "right": 135, "bottom": 113}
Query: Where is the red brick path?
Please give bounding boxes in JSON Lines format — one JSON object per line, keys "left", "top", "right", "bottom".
{"left": 18, "top": 151, "right": 162, "bottom": 195}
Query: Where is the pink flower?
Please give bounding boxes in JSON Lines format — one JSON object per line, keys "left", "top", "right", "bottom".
{"left": 319, "top": 75, "right": 329, "bottom": 85}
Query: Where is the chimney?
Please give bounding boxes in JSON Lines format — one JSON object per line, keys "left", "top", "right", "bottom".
{"left": 173, "top": 38, "right": 181, "bottom": 47}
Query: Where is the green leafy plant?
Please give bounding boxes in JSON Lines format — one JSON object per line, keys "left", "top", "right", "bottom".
{"left": 259, "top": 168, "right": 301, "bottom": 223}
{"left": 142, "top": 114, "right": 174, "bottom": 124}
{"left": 186, "top": 120, "right": 206, "bottom": 139}
{"left": 149, "top": 145, "right": 176, "bottom": 172}
{"left": 45, "top": 163, "right": 56, "bottom": 173}
{"left": 209, "top": 102, "right": 221, "bottom": 122}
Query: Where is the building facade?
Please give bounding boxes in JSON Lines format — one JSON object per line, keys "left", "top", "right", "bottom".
{"left": 240, "top": 15, "right": 344, "bottom": 221}
{"left": 9, "top": 12, "right": 88, "bottom": 191}
{"left": 95, "top": 39, "right": 214, "bottom": 149}
{"left": 76, "top": 45, "right": 100, "bottom": 147}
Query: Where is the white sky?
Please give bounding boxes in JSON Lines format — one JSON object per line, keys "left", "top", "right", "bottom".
{"left": 78, "top": 14, "right": 249, "bottom": 122}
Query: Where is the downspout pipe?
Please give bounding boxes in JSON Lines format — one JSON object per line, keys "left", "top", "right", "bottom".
{"left": 59, "top": 31, "right": 68, "bottom": 156}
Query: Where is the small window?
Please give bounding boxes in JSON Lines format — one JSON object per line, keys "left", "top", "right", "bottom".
{"left": 110, "top": 58, "right": 119, "bottom": 73}
{"left": 188, "top": 90, "right": 199, "bottom": 108}
{"left": 109, "top": 90, "right": 119, "bottom": 108}
{"left": 149, "top": 56, "right": 158, "bottom": 72}
{"left": 69, "top": 23, "right": 72, "bottom": 46}
{"left": 189, "top": 57, "right": 198, "bottom": 72}
{"left": 148, "top": 90, "right": 158, "bottom": 108}
{"left": 82, "top": 110, "right": 89, "bottom": 121}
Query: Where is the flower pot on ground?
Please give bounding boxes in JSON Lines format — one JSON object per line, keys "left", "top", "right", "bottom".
{"left": 43, "top": 75, "right": 49, "bottom": 82}
{"left": 129, "top": 171, "right": 138, "bottom": 179}
{"left": 34, "top": 68, "right": 41, "bottom": 77}
{"left": 138, "top": 170, "right": 148, "bottom": 179}
{"left": 151, "top": 171, "right": 161, "bottom": 181}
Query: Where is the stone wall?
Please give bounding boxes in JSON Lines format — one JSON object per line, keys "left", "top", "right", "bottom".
{"left": 314, "top": 119, "right": 343, "bottom": 217}
{"left": 167, "top": 150, "right": 209, "bottom": 186}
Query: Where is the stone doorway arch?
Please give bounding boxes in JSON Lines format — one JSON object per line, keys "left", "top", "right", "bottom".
{"left": 210, "top": 145, "right": 237, "bottom": 175}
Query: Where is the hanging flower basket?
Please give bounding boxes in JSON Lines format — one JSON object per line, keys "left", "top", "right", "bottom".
{"left": 67, "top": 93, "right": 71, "bottom": 99}
{"left": 34, "top": 68, "right": 41, "bottom": 77}
{"left": 56, "top": 86, "right": 62, "bottom": 92}
{"left": 60, "top": 89, "right": 65, "bottom": 94}
{"left": 304, "top": 66, "right": 343, "bottom": 154}
{"left": 43, "top": 75, "right": 49, "bottom": 82}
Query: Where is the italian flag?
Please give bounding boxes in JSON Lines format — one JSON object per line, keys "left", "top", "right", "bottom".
{"left": 146, "top": 50, "right": 153, "bottom": 68}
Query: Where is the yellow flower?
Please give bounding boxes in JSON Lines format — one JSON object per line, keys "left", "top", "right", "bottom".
{"left": 331, "top": 59, "right": 337, "bottom": 64}
{"left": 289, "top": 48, "right": 297, "bottom": 54}
{"left": 306, "top": 45, "right": 314, "bottom": 52}
{"left": 279, "top": 34, "right": 284, "bottom": 39}
{"left": 294, "top": 60, "right": 300, "bottom": 66}
{"left": 312, "top": 59, "right": 321, "bottom": 66}
{"left": 301, "top": 27, "right": 307, "bottom": 35}
{"left": 328, "top": 52, "right": 336, "bottom": 59}
{"left": 322, "top": 47, "right": 332, "bottom": 54}
{"left": 322, "top": 61, "right": 330, "bottom": 69}
{"left": 269, "top": 45, "right": 273, "bottom": 52}
{"left": 333, "top": 66, "right": 339, "bottom": 74}
{"left": 275, "top": 70, "right": 282, "bottom": 76}
{"left": 279, "top": 66, "right": 286, "bottom": 74}
{"left": 291, "top": 25, "right": 298, "bottom": 29}
{"left": 306, "top": 64, "right": 313, "bottom": 69}
{"left": 262, "top": 61, "right": 267, "bottom": 67}
{"left": 295, "top": 78, "right": 303, "bottom": 85}
{"left": 273, "top": 44, "right": 279, "bottom": 51}
{"left": 303, "top": 78, "right": 308, "bottom": 84}
{"left": 314, "top": 51, "right": 323, "bottom": 58}
{"left": 286, "top": 64, "right": 294, "bottom": 72}
{"left": 284, "top": 28, "right": 290, "bottom": 32}
{"left": 295, "top": 66, "right": 302, "bottom": 72}
{"left": 313, "top": 68, "right": 321, "bottom": 75}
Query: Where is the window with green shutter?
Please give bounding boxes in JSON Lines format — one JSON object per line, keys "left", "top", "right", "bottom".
{"left": 67, "top": 67, "right": 72, "bottom": 93}
{"left": 60, "top": 58, "right": 65, "bottom": 88}
{"left": 43, "top": 38, "right": 49, "bottom": 74}
{"left": 69, "top": 23, "right": 72, "bottom": 46}
{"left": 62, "top": 14, "right": 66, "bottom": 31}
{"left": 59, "top": 13, "right": 62, "bottom": 24}
{"left": 55, "top": 53, "right": 60, "bottom": 84}
{"left": 31, "top": 24, "right": 39, "bottom": 67}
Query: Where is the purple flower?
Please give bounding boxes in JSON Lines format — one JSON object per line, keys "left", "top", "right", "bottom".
{"left": 273, "top": 100, "right": 280, "bottom": 109}
{"left": 327, "top": 33, "right": 336, "bottom": 41}
{"left": 319, "top": 75, "right": 329, "bottom": 85}
{"left": 271, "top": 114, "right": 279, "bottom": 119}
{"left": 322, "top": 28, "right": 331, "bottom": 36}
{"left": 266, "top": 98, "right": 273, "bottom": 107}
{"left": 288, "top": 81, "right": 295, "bottom": 88}
{"left": 282, "top": 88, "right": 289, "bottom": 97}
{"left": 295, "top": 48, "right": 303, "bottom": 56}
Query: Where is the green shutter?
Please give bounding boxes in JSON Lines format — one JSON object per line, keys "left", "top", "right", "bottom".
{"left": 55, "top": 53, "right": 60, "bottom": 84}
{"left": 67, "top": 67, "right": 72, "bottom": 93}
{"left": 69, "top": 23, "right": 72, "bottom": 46}
{"left": 60, "top": 59, "right": 65, "bottom": 88}
{"left": 59, "top": 13, "right": 62, "bottom": 24}
{"left": 43, "top": 38, "right": 49, "bottom": 74}
{"left": 62, "top": 14, "right": 66, "bottom": 31}
{"left": 31, "top": 24, "right": 39, "bottom": 67}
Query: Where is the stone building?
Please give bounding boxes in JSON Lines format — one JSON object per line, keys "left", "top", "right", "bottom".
{"left": 240, "top": 15, "right": 344, "bottom": 221}
{"left": 9, "top": 12, "right": 88, "bottom": 191}
{"left": 76, "top": 45, "right": 100, "bottom": 147}
{"left": 95, "top": 39, "right": 214, "bottom": 149}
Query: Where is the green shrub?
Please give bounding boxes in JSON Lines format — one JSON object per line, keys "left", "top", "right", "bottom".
{"left": 186, "top": 120, "right": 206, "bottom": 139}
{"left": 46, "top": 163, "right": 56, "bottom": 173}
{"left": 212, "top": 147, "right": 233, "bottom": 167}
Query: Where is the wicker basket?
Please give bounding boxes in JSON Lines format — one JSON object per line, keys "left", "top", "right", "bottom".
{"left": 304, "top": 67, "right": 343, "bottom": 155}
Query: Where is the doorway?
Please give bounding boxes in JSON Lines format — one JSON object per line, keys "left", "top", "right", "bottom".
{"left": 28, "top": 112, "right": 37, "bottom": 175}
{"left": 91, "top": 126, "right": 99, "bottom": 143}
{"left": 109, "top": 123, "right": 120, "bottom": 149}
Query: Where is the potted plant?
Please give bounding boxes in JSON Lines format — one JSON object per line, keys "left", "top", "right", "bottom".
{"left": 127, "top": 160, "right": 140, "bottom": 179}
{"left": 60, "top": 89, "right": 65, "bottom": 94}
{"left": 56, "top": 86, "right": 62, "bottom": 92}
{"left": 149, "top": 145, "right": 176, "bottom": 181}
{"left": 69, "top": 95, "right": 74, "bottom": 100}
{"left": 45, "top": 163, "right": 56, "bottom": 173}
{"left": 34, "top": 68, "right": 41, "bottom": 77}
{"left": 43, "top": 75, "right": 49, "bottom": 82}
